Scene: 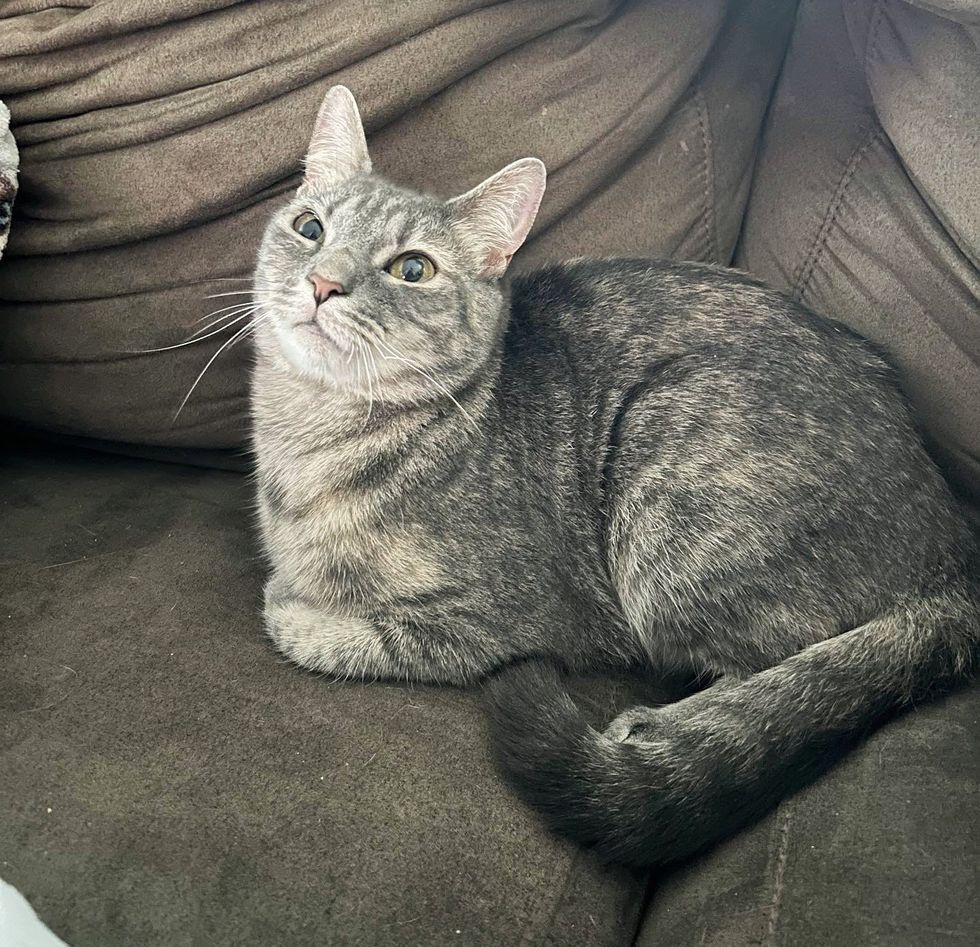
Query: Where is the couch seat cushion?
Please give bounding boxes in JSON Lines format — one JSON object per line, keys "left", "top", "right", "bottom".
{"left": 0, "top": 441, "right": 647, "bottom": 946}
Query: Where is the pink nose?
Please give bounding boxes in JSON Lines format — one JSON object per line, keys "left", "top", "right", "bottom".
{"left": 309, "top": 273, "right": 346, "bottom": 305}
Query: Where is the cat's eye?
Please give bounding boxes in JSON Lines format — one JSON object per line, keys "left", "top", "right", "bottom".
{"left": 292, "top": 212, "right": 324, "bottom": 241}
{"left": 386, "top": 252, "right": 436, "bottom": 283}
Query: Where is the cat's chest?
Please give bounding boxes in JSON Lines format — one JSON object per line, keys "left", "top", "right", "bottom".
{"left": 258, "top": 466, "right": 445, "bottom": 613}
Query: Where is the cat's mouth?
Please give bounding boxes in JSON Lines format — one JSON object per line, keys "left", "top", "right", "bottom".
{"left": 292, "top": 315, "right": 353, "bottom": 353}
{"left": 273, "top": 298, "right": 383, "bottom": 384}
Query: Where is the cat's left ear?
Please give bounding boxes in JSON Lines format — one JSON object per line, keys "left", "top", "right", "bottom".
{"left": 301, "top": 85, "right": 371, "bottom": 190}
{"left": 447, "top": 158, "right": 546, "bottom": 279}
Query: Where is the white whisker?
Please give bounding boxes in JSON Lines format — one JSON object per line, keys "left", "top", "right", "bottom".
{"left": 365, "top": 342, "right": 375, "bottom": 421}
{"left": 186, "top": 306, "right": 261, "bottom": 341}
{"left": 364, "top": 341, "right": 385, "bottom": 407}
{"left": 375, "top": 338, "right": 478, "bottom": 431}
{"left": 131, "top": 310, "right": 258, "bottom": 354}
{"left": 204, "top": 289, "right": 278, "bottom": 300}
{"left": 353, "top": 337, "right": 363, "bottom": 391}
{"left": 174, "top": 316, "right": 269, "bottom": 420}
{"left": 355, "top": 342, "right": 370, "bottom": 430}
{"left": 191, "top": 298, "right": 265, "bottom": 326}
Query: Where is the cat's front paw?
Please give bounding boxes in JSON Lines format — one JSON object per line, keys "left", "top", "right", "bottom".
{"left": 605, "top": 706, "right": 660, "bottom": 744}
{"left": 264, "top": 592, "right": 389, "bottom": 679}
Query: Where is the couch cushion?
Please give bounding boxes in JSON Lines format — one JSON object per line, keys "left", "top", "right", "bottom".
{"left": 0, "top": 0, "right": 795, "bottom": 452}
{"left": 636, "top": 685, "right": 979, "bottom": 946}
{"left": 737, "top": 0, "right": 980, "bottom": 518}
{"left": 0, "top": 441, "right": 652, "bottom": 947}
{"left": 2, "top": 450, "right": 977, "bottom": 947}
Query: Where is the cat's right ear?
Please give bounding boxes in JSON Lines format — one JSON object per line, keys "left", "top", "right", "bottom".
{"left": 300, "top": 85, "right": 372, "bottom": 191}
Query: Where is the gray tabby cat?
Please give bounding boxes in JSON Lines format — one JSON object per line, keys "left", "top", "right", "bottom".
{"left": 252, "top": 87, "right": 979, "bottom": 866}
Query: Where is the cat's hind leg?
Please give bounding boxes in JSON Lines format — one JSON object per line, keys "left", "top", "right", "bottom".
{"left": 604, "top": 361, "right": 869, "bottom": 680}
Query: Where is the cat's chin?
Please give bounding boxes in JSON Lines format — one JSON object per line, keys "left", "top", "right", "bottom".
{"left": 273, "top": 319, "right": 359, "bottom": 386}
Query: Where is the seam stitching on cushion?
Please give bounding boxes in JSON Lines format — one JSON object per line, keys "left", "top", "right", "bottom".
{"left": 520, "top": 847, "right": 582, "bottom": 947}
{"left": 694, "top": 87, "right": 718, "bottom": 264}
{"left": 794, "top": 0, "right": 888, "bottom": 302}
{"left": 764, "top": 805, "right": 794, "bottom": 947}
{"left": 863, "top": 0, "right": 886, "bottom": 76}
{"left": 792, "top": 125, "right": 884, "bottom": 303}
{"left": 863, "top": 0, "right": 980, "bottom": 273}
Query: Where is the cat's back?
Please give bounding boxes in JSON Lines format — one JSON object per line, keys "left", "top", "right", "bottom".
{"left": 507, "top": 257, "right": 895, "bottom": 404}
{"left": 504, "top": 257, "right": 955, "bottom": 534}
{"left": 512, "top": 258, "right": 868, "bottom": 355}
{"left": 506, "top": 258, "right": 967, "bottom": 626}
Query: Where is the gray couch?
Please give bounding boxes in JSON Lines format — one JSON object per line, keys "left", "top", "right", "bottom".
{"left": 1, "top": 2, "right": 977, "bottom": 944}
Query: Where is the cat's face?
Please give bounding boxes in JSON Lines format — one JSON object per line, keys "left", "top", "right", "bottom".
{"left": 254, "top": 86, "right": 546, "bottom": 405}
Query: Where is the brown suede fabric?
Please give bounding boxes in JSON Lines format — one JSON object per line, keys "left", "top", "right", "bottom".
{"left": 737, "top": 0, "right": 980, "bottom": 516}
{"left": 0, "top": 0, "right": 795, "bottom": 450}
{"left": 636, "top": 686, "right": 980, "bottom": 947}
{"left": 1, "top": 439, "right": 678, "bottom": 947}
{"left": 3, "top": 441, "right": 977, "bottom": 946}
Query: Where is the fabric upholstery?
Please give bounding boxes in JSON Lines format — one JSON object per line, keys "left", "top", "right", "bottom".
{"left": 2, "top": 2, "right": 977, "bottom": 944}
{"left": 737, "top": 0, "right": 980, "bottom": 517}
{"left": 0, "top": 0, "right": 795, "bottom": 451}
{"left": 0, "top": 440, "right": 672, "bottom": 947}
{"left": 3, "top": 442, "right": 977, "bottom": 946}
{"left": 635, "top": 686, "right": 979, "bottom": 946}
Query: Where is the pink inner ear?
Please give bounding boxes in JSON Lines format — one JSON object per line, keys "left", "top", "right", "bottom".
{"left": 480, "top": 250, "right": 509, "bottom": 279}
{"left": 450, "top": 157, "right": 546, "bottom": 278}
{"left": 481, "top": 172, "right": 546, "bottom": 276}
{"left": 506, "top": 183, "right": 543, "bottom": 255}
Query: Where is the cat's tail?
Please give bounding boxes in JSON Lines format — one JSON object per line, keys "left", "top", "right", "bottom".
{"left": 485, "top": 573, "right": 979, "bottom": 867}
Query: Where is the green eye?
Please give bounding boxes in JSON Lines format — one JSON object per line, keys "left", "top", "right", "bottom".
{"left": 386, "top": 252, "right": 436, "bottom": 283}
{"left": 292, "top": 212, "right": 324, "bottom": 241}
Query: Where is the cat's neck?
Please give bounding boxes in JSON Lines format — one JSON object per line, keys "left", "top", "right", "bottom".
{"left": 251, "top": 350, "right": 496, "bottom": 493}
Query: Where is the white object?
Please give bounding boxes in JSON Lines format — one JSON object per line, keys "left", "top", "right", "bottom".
{"left": 0, "top": 879, "right": 70, "bottom": 947}
{"left": 0, "top": 100, "right": 19, "bottom": 259}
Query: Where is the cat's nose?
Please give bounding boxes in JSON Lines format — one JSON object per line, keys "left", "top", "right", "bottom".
{"left": 309, "top": 273, "right": 346, "bottom": 306}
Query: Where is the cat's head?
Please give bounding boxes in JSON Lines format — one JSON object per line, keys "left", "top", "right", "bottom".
{"left": 254, "top": 85, "right": 546, "bottom": 402}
